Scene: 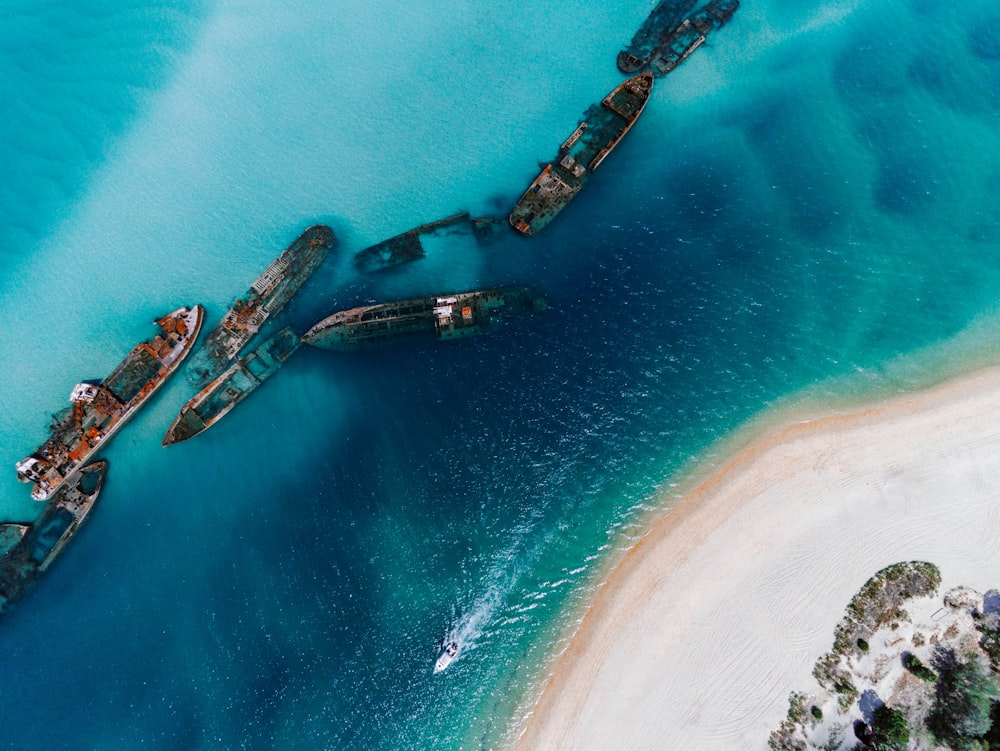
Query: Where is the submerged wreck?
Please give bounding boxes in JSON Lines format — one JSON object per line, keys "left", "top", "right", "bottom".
{"left": 620, "top": 0, "right": 740, "bottom": 76}
{"left": 509, "top": 72, "right": 653, "bottom": 236}
{"left": 301, "top": 286, "right": 547, "bottom": 350}
{"left": 1, "top": 461, "right": 107, "bottom": 615}
{"left": 187, "top": 225, "right": 334, "bottom": 388}
{"left": 618, "top": 0, "right": 698, "bottom": 73}
{"left": 354, "top": 212, "right": 504, "bottom": 273}
{"left": 163, "top": 327, "right": 301, "bottom": 445}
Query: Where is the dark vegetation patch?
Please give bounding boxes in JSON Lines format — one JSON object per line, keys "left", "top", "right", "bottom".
{"left": 833, "top": 562, "right": 941, "bottom": 655}
{"left": 926, "top": 645, "right": 998, "bottom": 749}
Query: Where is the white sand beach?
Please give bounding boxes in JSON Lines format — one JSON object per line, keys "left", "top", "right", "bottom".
{"left": 514, "top": 367, "right": 1000, "bottom": 750}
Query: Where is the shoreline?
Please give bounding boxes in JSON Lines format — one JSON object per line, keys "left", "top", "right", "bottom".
{"left": 510, "top": 363, "right": 1000, "bottom": 749}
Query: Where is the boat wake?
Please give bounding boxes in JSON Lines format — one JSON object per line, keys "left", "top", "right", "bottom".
{"left": 434, "top": 581, "right": 504, "bottom": 673}
{"left": 434, "top": 508, "right": 587, "bottom": 674}
{"left": 433, "top": 528, "right": 541, "bottom": 675}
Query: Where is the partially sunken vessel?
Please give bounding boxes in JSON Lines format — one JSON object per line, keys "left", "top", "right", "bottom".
{"left": 187, "top": 225, "right": 334, "bottom": 388}
{"left": 620, "top": 0, "right": 739, "bottom": 76}
{"left": 163, "top": 327, "right": 301, "bottom": 446}
{"left": 354, "top": 212, "right": 506, "bottom": 273}
{"left": 509, "top": 72, "right": 653, "bottom": 236}
{"left": 0, "top": 461, "right": 107, "bottom": 614}
{"left": 302, "top": 287, "right": 546, "bottom": 350}
{"left": 16, "top": 307, "right": 203, "bottom": 501}
{"left": 617, "top": 0, "right": 698, "bottom": 73}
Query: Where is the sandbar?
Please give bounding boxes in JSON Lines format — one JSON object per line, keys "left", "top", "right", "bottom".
{"left": 513, "top": 366, "right": 1000, "bottom": 749}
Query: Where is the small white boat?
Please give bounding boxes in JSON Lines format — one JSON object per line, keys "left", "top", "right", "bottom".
{"left": 434, "top": 642, "right": 459, "bottom": 673}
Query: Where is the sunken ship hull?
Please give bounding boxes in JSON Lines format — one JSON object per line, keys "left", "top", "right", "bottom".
{"left": 302, "top": 287, "right": 546, "bottom": 351}
{"left": 509, "top": 72, "right": 653, "bottom": 237}
{"left": 16, "top": 307, "right": 203, "bottom": 501}
{"left": 163, "top": 327, "right": 301, "bottom": 446}
{"left": 354, "top": 212, "right": 470, "bottom": 273}
{"left": 354, "top": 212, "right": 506, "bottom": 273}
{"left": 625, "top": 0, "right": 740, "bottom": 76}
{"left": 187, "top": 224, "right": 334, "bottom": 388}
{"left": 617, "top": 0, "right": 698, "bottom": 73}
{"left": 0, "top": 461, "right": 107, "bottom": 614}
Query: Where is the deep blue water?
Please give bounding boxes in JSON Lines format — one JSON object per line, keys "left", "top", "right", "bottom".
{"left": 2, "top": 1, "right": 1000, "bottom": 749}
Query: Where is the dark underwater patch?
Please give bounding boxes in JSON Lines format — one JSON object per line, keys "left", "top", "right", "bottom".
{"left": 968, "top": 17, "right": 1000, "bottom": 61}
{"left": 832, "top": 38, "right": 909, "bottom": 103}
{"left": 907, "top": 57, "right": 968, "bottom": 112}
{"left": 722, "top": 88, "right": 868, "bottom": 241}
{"left": 872, "top": 152, "right": 934, "bottom": 216}
{"left": 908, "top": 30, "right": 1000, "bottom": 119}
{"left": 967, "top": 170, "right": 1000, "bottom": 243}
{"left": 829, "top": 28, "right": 960, "bottom": 219}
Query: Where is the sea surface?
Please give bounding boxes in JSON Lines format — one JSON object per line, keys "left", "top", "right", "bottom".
{"left": 2, "top": 0, "right": 1000, "bottom": 748}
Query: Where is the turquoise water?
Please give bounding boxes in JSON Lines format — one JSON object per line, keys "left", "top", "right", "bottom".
{"left": 2, "top": 0, "right": 1000, "bottom": 748}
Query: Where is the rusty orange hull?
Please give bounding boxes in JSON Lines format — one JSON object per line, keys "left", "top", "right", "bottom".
{"left": 16, "top": 306, "right": 204, "bottom": 501}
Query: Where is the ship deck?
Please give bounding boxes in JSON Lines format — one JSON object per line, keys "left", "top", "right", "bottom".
{"left": 305, "top": 288, "right": 543, "bottom": 349}
{"left": 617, "top": 0, "right": 698, "bottom": 72}
{"left": 188, "top": 226, "right": 334, "bottom": 388}
{"left": 103, "top": 348, "right": 162, "bottom": 402}
{"left": 648, "top": 0, "right": 740, "bottom": 76}
{"left": 18, "top": 307, "right": 201, "bottom": 500}
{"left": 509, "top": 74, "right": 652, "bottom": 235}
{"left": 1, "top": 463, "right": 106, "bottom": 610}
{"left": 165, "top": 328, "right": 301, "bottom": 444}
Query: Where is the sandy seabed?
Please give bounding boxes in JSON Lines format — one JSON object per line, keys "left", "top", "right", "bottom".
{"left": 514, "top": 367, "right": 1000, "bottom": 750}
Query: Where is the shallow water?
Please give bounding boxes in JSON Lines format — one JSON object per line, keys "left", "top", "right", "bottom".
{"left": 1, "top": 0, "right": 1000, "bottom": 748}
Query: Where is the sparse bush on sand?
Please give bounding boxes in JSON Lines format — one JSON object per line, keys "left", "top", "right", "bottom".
{"left": 833, "top": 561, "right": 941, "bottom": 656}
{"left": 812, "top": 563, "right": 941, "bottom": 709}
{"left": 769, "top": 563, "right": 1000, "bottom": 750}
{"left": 812, "top": 653, "right": 858, "bottom": 711}
{"left": 768, "top": 693, "right": 808, "bottom": 751}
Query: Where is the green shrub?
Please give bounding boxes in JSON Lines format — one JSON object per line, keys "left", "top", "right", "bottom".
{"left": 904, "top": 652, "right": 938, "bottom": 682}
{"left": 785, "top": 691, "right": 808, "bottom": 723}
{"left": 857, "top": 638, "right": 869, "bottom": 652}
{"left": 811, "top": 705, "right": 823, "bottom": 720}
{"left": 870, "top": 705, "right": 909, "bottom": 751}
{"left": 915, "top": 665, "right": 938, "bottom": 683}
{"left": 926, "top": 645, "right": 998, "bottom": 746}
{"left": 978, "top": 624, "right": 1000, "bottom": 669}
{"left": 835, "top": 682, "right": 859, "bottom": 713}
